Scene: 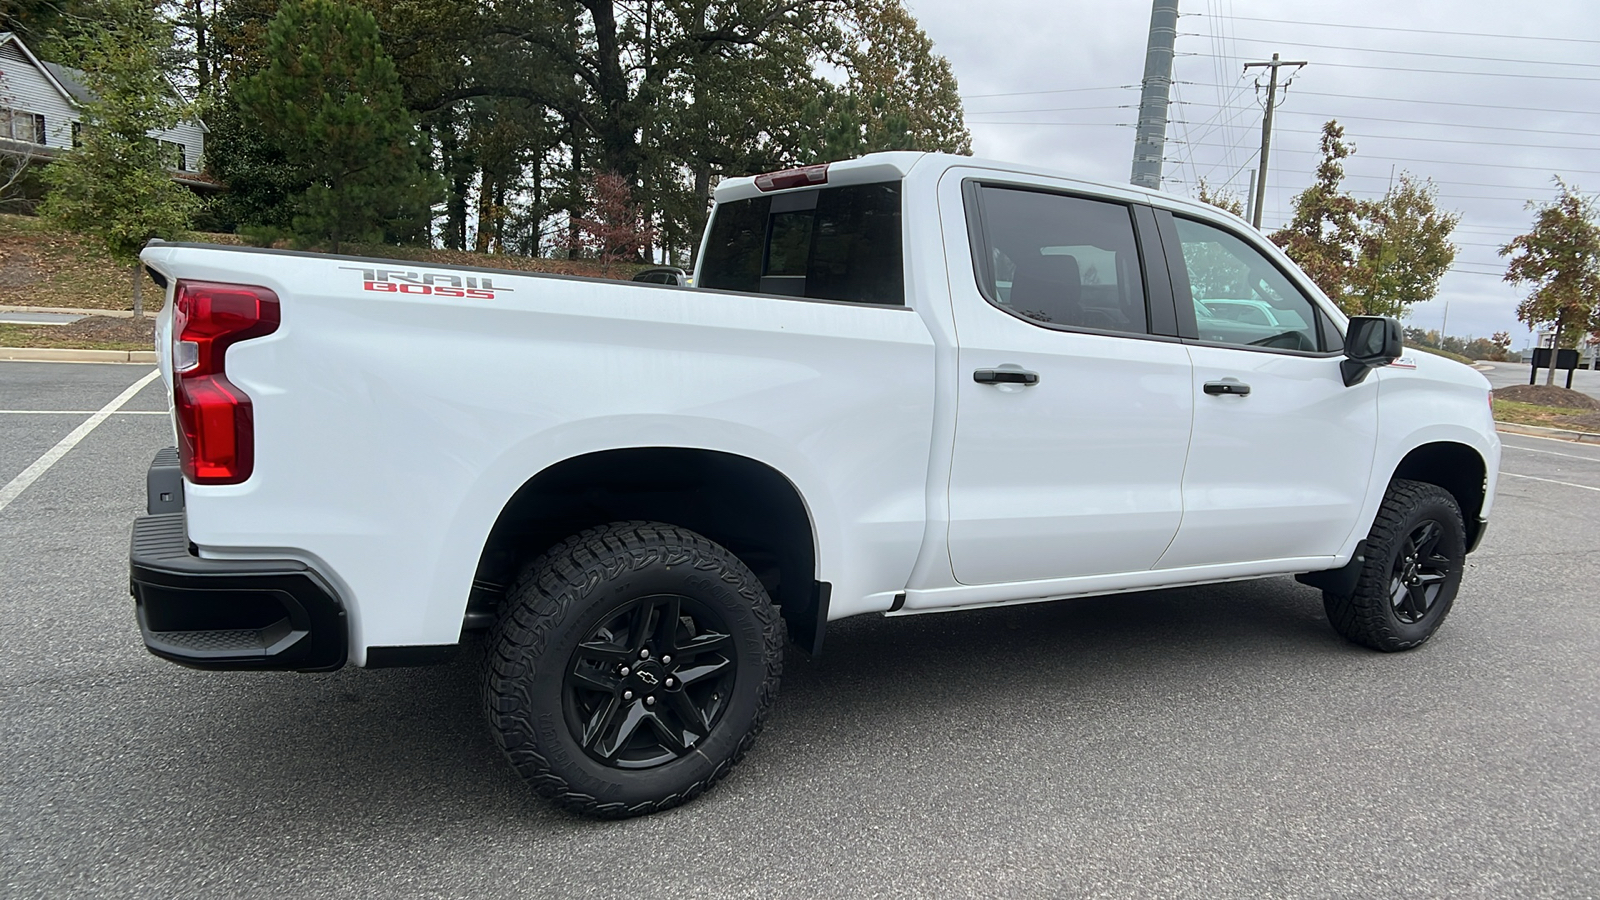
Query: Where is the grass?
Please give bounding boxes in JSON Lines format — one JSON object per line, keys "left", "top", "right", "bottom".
{"left": 1411, "top": 344, "right": 1476, "bottom": 365}
{"left": 0, "top": 213, "right": 641, "bottom": 332}
{"left": 1493, "top": 399, "right": 1592, "bottom": 429}
{"left": 0, "top": 322, "right": 150, "bottom": 351}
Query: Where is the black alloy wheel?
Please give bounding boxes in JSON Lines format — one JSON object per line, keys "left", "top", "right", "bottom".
{"left": 564, "top": 593, "right": 738, "bottom": 769}
{"left": 1389, "top": 520, "right": 1451, "bottom": 625}
{"left": 485, "top": 521, "right": 783, "bottom": 818}
{"left": 1323, "top": 479, "right": 1466, "bottom": 652}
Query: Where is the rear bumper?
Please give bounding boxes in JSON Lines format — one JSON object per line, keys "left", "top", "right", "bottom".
{"left": 129, "top": 451, "right": 347, "bottom": 671}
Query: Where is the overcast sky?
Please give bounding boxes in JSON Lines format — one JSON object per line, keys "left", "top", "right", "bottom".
{"left": 904, "top": 0, "right": 1600, "bottom": 347}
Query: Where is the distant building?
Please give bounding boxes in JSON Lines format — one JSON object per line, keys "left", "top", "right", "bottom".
{"left": 0, "top": 31, "right": 212, "bottom": 190}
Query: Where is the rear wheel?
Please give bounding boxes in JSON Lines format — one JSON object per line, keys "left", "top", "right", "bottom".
{"left": 484, "top": 521, "right": 783, "bottom": 818}
{"left": 1324, "top": 480, "right": 1465, "bottom": 652}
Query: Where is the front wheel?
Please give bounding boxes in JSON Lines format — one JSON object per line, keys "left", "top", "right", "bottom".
{"left": 484, "top": 521, "right": 783, "bottom": 818}
{"left": 1324, "top": 480, "right": 1466, "bottom": 652}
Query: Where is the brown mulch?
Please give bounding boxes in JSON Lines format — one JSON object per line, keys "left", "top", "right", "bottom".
{"left": 1552, "top": 412, "right": 1600, "bottom": 431}
{"left": 1493, "top": 384, "right": 1600, "bottom": 410}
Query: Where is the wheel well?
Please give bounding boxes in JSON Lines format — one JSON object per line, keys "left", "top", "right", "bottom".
{"left": 471, "top": 448, "right": 824, "bottom": 652}
{"left": 1392, "top": 442, "right": 1487, "bottom": 549}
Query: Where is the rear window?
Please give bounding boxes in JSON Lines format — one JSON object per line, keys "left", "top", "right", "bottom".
{"left": 698, "top": 182, "right": 904, "bottom": 305}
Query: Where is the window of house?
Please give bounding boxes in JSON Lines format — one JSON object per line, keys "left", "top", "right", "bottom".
{"left": 0, "top": 108, "right": 47, "bottom": 144}
{"left": 159, "top": 140, "right": 187, "bottom": 172}
{"left": 697, "top": 182, "right": 904, "bottom": 305}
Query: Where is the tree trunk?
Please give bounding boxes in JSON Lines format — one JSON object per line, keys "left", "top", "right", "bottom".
{"left": 474, "top": 169, "right": 494, "bottom": 254}
{"left": 131, "top": 262, "right": 143, "bottom": 318}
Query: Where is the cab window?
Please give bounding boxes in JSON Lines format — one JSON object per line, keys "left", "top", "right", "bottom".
{"left": 1172, "top": 216, "right": 1328, "bottom": 352}
{"left": 970, "top": 186, "right": 1150, "bottom": 336}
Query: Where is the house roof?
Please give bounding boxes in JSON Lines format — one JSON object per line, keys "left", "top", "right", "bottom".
{"left": 39, "top": 60, "right": 95, "bottom": 105}
{"left": 0, "top": 32, "right": 84, "bottom": 107}
{"left": 0, "top": 32, "right": 207, "bottom": 133}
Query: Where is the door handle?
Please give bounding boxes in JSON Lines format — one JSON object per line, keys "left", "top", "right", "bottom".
{"left": 974, "top": 368, "right": 1040, "bottom": 385}
{"left": 1203, "top": 380, "right": 1251, "bottom": 396}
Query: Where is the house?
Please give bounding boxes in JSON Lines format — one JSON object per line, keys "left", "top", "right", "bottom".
{"left": 0, "top": 31, "right": 211, "bottom": 190}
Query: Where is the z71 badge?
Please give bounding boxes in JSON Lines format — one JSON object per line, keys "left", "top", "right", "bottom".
{"left": 340, "top": 266, "right": 513, "bottom": 300}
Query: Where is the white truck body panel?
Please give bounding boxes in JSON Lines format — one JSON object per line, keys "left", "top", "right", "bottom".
{"left": 140, "top": 151, "right": 1500, "bottom": 666}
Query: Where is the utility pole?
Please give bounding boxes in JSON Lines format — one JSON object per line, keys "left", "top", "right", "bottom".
{"left": 1243, "top": 53, "right": 1307, "bottom": 229}
{"left": 1130, "top": 0, "right": 1180, "bottom": 190}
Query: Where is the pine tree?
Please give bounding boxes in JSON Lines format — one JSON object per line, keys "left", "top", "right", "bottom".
{"left": 234, "top": 0, "right": 438, "bottom": 251}
{"left": 39, "top": 0, "right": 200, "bottom": 314}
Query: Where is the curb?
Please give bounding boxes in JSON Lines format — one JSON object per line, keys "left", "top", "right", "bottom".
{"left": 0, "top": 346, "right": 157, "bottom": 364}
{"left": 1495, "top": 421, "right": 1600, "bottom": 444}
{"left": 0, "top": 304, "right": 157, "bottom": 319}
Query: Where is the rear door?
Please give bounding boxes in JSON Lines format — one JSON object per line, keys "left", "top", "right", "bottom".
{"left": 940, "top": 181, "right": 1194, "bottom": 587}
{"left": 1153, "top": 210, "right": 1378, "bottom": 569}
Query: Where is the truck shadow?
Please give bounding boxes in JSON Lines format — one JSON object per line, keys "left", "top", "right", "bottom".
{"left": 156, "top": 576, "right": 1349, "bottom": 832}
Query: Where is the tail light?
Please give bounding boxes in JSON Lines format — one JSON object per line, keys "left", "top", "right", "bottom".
{"left": 172, "top": 281, "right": 280, "bottom": 484}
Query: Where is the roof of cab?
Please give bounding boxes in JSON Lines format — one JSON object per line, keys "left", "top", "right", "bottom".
{"left": 710, "top": 151, "right": 1252, "bottom": 230}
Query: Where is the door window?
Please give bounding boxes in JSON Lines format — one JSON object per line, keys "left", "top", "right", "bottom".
{"left": 971, "top": 186, "right": 1150, "bottom": 335}
{"left": 1172, "top": 216, "right": 1329, "bottom": 352}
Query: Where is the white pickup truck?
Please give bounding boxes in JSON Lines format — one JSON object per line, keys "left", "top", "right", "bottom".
{"left": 132, "top": 152, "right": 1499, "bottom": 817}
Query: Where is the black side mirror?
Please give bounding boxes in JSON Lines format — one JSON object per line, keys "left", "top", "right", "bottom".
{"left": 1341, "top": 315, "right": 1402, "bottom": 386}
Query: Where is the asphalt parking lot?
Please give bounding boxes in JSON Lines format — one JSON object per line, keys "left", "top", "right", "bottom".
{"left": 2, "top": 360, "right": 1598, "bottom": 899}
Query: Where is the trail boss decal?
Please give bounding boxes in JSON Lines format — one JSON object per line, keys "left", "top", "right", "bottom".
{"left": 341, "top": 267, "right": 513, "bottom": 299}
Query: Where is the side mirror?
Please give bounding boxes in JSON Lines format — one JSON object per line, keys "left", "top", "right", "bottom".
{"left": 1341, "top": 315, "right": 1402, "bottom": 386}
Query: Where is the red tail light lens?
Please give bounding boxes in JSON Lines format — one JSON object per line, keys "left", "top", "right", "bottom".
{"left": 754, "top": 163, "right": 829, "bottom": 192}
{"left": 172, "top": 281, "right": 280, "bottom": 484}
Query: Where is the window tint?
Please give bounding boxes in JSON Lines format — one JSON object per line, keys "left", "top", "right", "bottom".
{"left": 972, "top": 186, "right": 1149, "bottom": 335}
{"left": 698, "top": 182, "right": 903, "bottom": 305}
{"left": 1173, "top": 216, "right": 1326, "bottom": 352}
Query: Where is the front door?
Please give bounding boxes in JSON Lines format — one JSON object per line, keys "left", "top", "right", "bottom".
{"left": 1154, "top": 212, "right": 1378, "bottom": 569}
{"left": 943, "top": 183, "right": 1195, "bottom": 586}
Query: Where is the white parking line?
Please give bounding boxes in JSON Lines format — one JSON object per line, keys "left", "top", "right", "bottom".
{"left": 0, "top": 409, "right": 165, "bottom": 415}
{"left": 1501, "top": 444, "right": 1600, "bottom": 463}
{"left": 1500, "top": 472, "right": 1600, "bottom": 493}
{"left": 0, "top": 369, "right": 162, "bottom": 515}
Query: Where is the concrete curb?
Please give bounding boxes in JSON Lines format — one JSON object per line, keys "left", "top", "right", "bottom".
{"left": 1496, "top": 421, "right": 1600, "bottom": 444}
{"left": 0, "top": 346, "right": 156, "bottom": 364}
{"left": 0, "top": 304, "right": 157, "bottom": 319}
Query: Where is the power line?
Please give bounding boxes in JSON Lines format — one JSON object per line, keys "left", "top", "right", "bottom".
{"left": 1264, "top": 126, "right": 1599, "bottom": 153}
{"left": 1184, "top": 53, "right": 1600, "bottom": 83}
{"left": 960, "top": 84, "right": 1133, "bottom": 100}
{"left": 1174, "top": 85, "right": 1600, "bottom": 118}
{"left": 1164, "top": 140, "right": 1600, "bottom": 175}
{"left": 990, "top": 101, "right": 1600, "bottom": 140}
{"left": 1180, "top": 33, "right": 1600, "bottom": 69}
{"left": 1183, "top": 13, "right": 1600, "bottom": 46}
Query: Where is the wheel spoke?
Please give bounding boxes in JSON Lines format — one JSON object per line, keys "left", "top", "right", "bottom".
{"left": 576, "top": 640, "right": 632, "bottom": 666}
{"left": 674, "top": 657, "right": 731, "bottom": 687}
{"left": 676, "top": 630, "right": 731, "bottom": 658}
{"left": 627, "top": 600, "right": 658, "bottom": 653}
{"left": 664, "top": 688, "right": 709, "bottom": 737}
{"left": 594, "top": 701, "right": 648, "bottom": 759}
{"left": 645, "top": 709, "right": 691, "bottom": 753}
{"left": 1416, "top": 571, "right": 1447, "bottom": 585}
{"left": 579, "top": 696, "right": 623, "bottom": 750}
{"left": 1390, "top": 576, "right": 1409, "bottom": 609}
{"left": 1407, "top": 583, "right": 1433, "bottom": 618}
{"left": 1414, "top": 521, "right": 1443, "bottom": 560}
{"left": 569, "top": 668, "right": 620, "bottom": 693}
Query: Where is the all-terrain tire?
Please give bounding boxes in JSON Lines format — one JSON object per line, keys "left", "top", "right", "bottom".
{"left": 1324, "top": 479, "right": 1465, "bottom": 652}
{"left": 484, "top": 521, "right": 783, "bottom": 818}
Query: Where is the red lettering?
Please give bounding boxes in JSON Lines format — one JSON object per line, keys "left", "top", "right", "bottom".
{"left": 433, "top": 287, "right": 464, "bottom": 297}
{"left": 364, "top": 281, "right": 396, "bottom": 292}
{"left": 466, "top": 289, "right": 494, "bottom": 300}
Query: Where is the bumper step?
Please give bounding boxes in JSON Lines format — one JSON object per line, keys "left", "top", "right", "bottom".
{"left": 130, "top": 461, "right": 347, "bottom": 672}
